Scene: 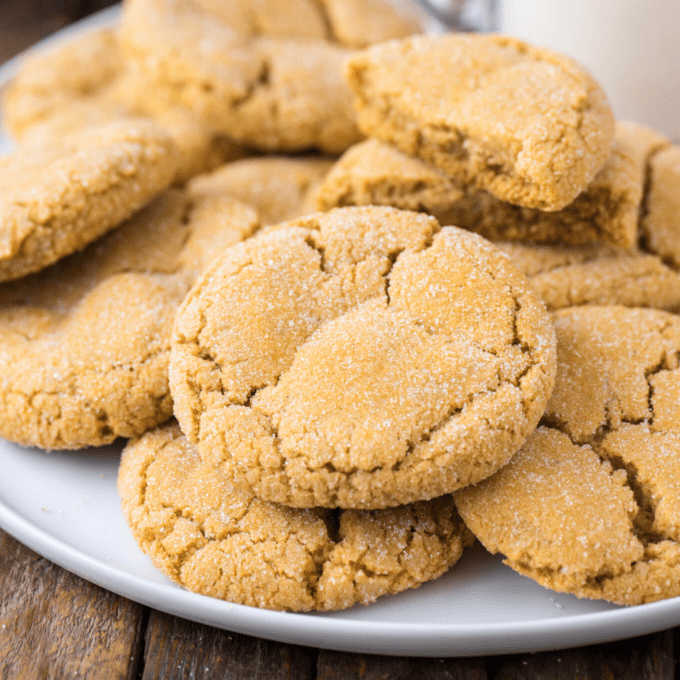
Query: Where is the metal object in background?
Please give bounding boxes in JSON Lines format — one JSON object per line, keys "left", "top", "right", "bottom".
{"left": 411, "top": 0, "right": 498, "bottom": 31}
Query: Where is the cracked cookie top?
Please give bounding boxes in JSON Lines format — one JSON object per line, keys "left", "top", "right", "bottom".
{"left": 119, "top": 0, "right": 420, "bottom": 154}
{"left": 118, "top": 421, "right": 473, "bottom": 612}
{"left": 496, "top": 241, "right": 680, "bottom": 313}
{"left": 345, "top": 34, "right": 615, "bottom": 211}
{"left": 0, "top": 118, "right": 178, "bottom": 283}
{"left": 456, "top": 305, "right": 680, "bottom": 605}
{"left": 170, "top": 206, "right": 556, "bottom": 509}
{"left": 0, "top": 186, "right": 259, "bottom": 450}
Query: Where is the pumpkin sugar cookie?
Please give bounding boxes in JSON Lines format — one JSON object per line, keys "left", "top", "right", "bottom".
{"left": 456, "top": 306, "right": 680, "bottom": 605}
{"left": 188, "top": 155, "right": 333, "bottom": 226}
{"left": 1, "top": 28, "right": 124, "bottom": 138}
{"left": 170, "top": 206, "right": 556, "bottom": 509}
{"left": 496, "top": 241, "right": 680, "bottom": 312}
{"left": 120, "top": 0, "right": 421, "bottom": 153}
{"left": 118, "top": 422, "right": 474, "bottom": 612}
{"left": 315, "top": 138, "right": 465, "bottom": 217}
{"left": 346, "top": 34, "right": 615, "bottom": 210}
{"left": 318, "top": 123, "right": 667, "bottom": 248}
{"left": 2, "top": 29, "right": 250, "bottom": 186}
{"left": 642, "top": 145, "right": 680, "bottom": 268}
{"left": 0, "top": 187, "right": 259, "bottom": 450}
{"left": 0, "top": 118, "right": 178, "bottom": 282}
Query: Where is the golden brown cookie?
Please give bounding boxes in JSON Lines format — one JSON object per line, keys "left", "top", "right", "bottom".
{"left": 642, "top": 145, "right": 680, "bottom": 267}
{"left": 0, "top": 118, "right": 178, "bottom": 282}
{"left": 2, "top": 29, "right": 250, "bottom": 186}
{"left": 188, "top": 156, "right": 333, "bottom": 226}
{"left": 1, "top": 28, "right": 124, "bottom": 137}
{"left": 170, "top": 206, "right": 556, "bottom": 509}
{"left": 120, "top": 0, "right": 367, "bottom": 153}
{"left": 318, "top": 123, "right": 667, "bottom": 248}
{"left": 346, "top": 34, "right": 615, "bottom": 211}
{"left": 496, "top": 241, "right": 680, "bottom": 312}
{"left": 0, "top": 187, "right": 259, "bottom": 449}
{"left": 315, "top": 137, "right": 465, "bottom": 217}
{"left": 119, "top": 0, "right": 420, "bottom": 154}
{"left": 456, "top": 306, "right": 680, "bottom": 605}
{"left": 118, "top": 422, "right": 474, "bottom": 612}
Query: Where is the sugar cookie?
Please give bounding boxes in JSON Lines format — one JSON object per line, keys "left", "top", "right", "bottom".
{"left": 118, "top": 422, "right": 474, "bottom": 612}
{"left": 457, "top": 306, "right": 680, "bottom": 605}
{"left": 346, "top": 34, "right": 615, "bottom": 210}
{"left": 0, "top": 119, "right": 177, "bottom": 282}
{"left": 170, "top": 206, "right": 556, "bottom": 509}
{"left": 0, "top": 187, "right": 258, "bottom": 449}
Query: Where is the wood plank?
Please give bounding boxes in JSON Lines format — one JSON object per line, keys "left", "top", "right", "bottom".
{"left": 0, "top": 529, "right": 146, "bottom": 680}
{"left": 0, "top": 0, "right": 117, "bottom": 66}
{"left": 491, "top": 630, "right": 674, "bottom": 680}
{"left": 141, "top": 610, "right": 317, "bottom": 680}
{"left": 316, "top": 650, "right": 488, "bottom": 680}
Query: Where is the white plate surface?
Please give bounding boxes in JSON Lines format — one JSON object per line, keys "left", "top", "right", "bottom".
{"left": 2, "top": 7, "right": 680, "bottom": 658}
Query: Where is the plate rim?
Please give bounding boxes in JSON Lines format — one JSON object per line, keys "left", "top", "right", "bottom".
{"left": 4, "top": 492, "right": 680, "bottom": 657}
{"left": 2, "top": 4, "right": 680, "bottom": 658}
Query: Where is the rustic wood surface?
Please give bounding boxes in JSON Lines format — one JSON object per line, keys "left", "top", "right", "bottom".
{"left": 1, "top": 524, "right": 678, "bottom": 680}
{"left": 2, "top": 5, "right": 680, "bottom": 679}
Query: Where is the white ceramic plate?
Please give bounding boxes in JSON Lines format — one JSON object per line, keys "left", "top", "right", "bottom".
{"left": 2, "top": 6, "right": 680, "bottom": 658}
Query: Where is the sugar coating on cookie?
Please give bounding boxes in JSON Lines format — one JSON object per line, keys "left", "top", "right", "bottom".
{"left": 188, "top": 156, "right": 333, "bottom": 226}
{"left": 2, "top": 29, "right": 250, "bottom": 186}
{"left": 118, "top": 422, "right": 473, "bottom": 612}
{"left": 318, "top": 123, "right": 666, "bottom": 248}
{"left": 642, "top": 145, "right": 680, "bottom": 268}
{"left": 346, "top": 34, "right": 615, "bottom": 210}
{"left": 170, "top": 206, "right": 556, "bottom": 509}
{"left": 2, "top": 28, "right": 123, "bottom": 137}
{"left": 496, "top": 242, "right": 680, "bottom": 312}
{"left": 456, "top": 306, "right": 680, "bottom": 605}
{"left": 0, "top": 187, "right": 259, "bottom": 450}
{"left": 120, "top": 0, "right": 419, "bottom": 153}
{"left": 0, "top": 118, "right": 178, "bottom": 282}
{"left": 316, "top": 138, "right": 465, "bottom": 216}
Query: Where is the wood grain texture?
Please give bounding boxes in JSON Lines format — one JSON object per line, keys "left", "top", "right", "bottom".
{"left": 0, "top": 529, "right": 146, "bottom": 680}
{"left": 491, "top": 630, "right": 674, "bottom": 680}
{"left": 0, "top": 0, "right": 116, "bottom": 65}
{"left": 316, "top": 650, "right": 488, "bottom": 680}
{"left": 141, "top": 610, "right": 317, "bottom": 680}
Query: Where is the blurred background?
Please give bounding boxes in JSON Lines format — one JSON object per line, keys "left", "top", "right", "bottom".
{"left": 0, "top": 0, "right": 116, "bottom": 63}
{"left": 1, "top": 0, "right": 678, "bottom": 138}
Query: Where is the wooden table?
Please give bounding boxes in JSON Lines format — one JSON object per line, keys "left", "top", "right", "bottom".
{"left": 1, "top": 4, "right": 679, "bottom": 678}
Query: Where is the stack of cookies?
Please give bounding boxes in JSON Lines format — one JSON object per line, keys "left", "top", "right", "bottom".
{"left": 2, "top": 0, "right": 680, "bottom": 611}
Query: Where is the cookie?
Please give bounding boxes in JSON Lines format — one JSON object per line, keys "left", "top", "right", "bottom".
{"left": 345, "top": 34, "right": 615, "bottom": 210}
{"left": 188, "top": 156, "right": 333, "bottom": 226}
{"left": 315, "top": 137, "right": 465, "bottom": 217}
{"left": 118, "top": 421, "right": 474, "bottom": 612}
{"left": 456, "top": 306, "right": 680, "bottom": 605}
{"left": 642, "top": 145, "right": 680, "bottom": 268}
{"left": 318, "top": 123, "right": 667, "bottom": 248}
{"left": 318, "top": 0, "right": 422, "bottom": 48}
{"left": 496, "top": 242, "right": 680, "bottom": 312}
{"left": 2, "top": 28, "right": 123, "bottom": 138}
{"left": 121, "top": 0, "right": 366, "bottom": 153}
{"left": 2, "top": 30, "right": 250, "bottom": 185}
{"left": 170, "top": 206, "right": 556, "bottom": 509}
{"left": 0, "top": 118, "right": 178, "bottom": 282}
{"left": 0, "top": 186, "right": 259, "bottom": 449}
